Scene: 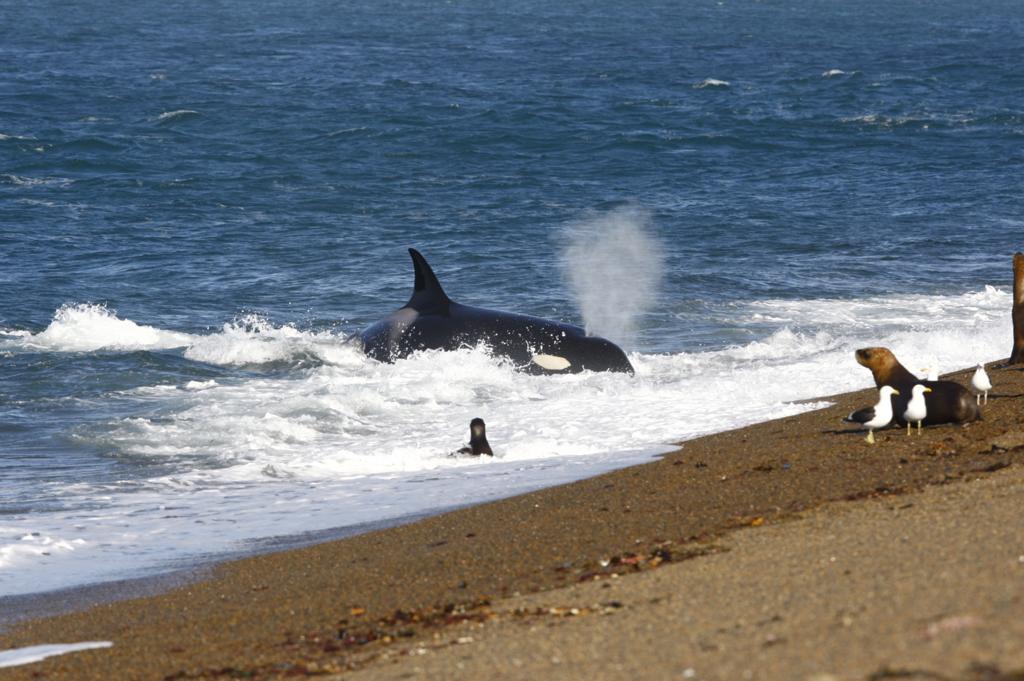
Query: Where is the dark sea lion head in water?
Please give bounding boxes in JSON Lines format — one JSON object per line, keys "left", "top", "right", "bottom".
{"left": 854, "top": 346, "right": 980, "bottom": 425}
{"left": 459, "top": 418, "right": 493, "bottom": 457}
{"left": 358, "top": 248, "right": 634, "bottom": 375}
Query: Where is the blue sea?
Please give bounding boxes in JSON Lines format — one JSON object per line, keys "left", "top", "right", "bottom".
{"left": 1, "top": 0, "right": 1022, "bottom": 597}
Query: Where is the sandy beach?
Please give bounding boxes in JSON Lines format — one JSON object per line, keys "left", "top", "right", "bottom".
{"left": 2, "top": 362, "right": 1023, "bottom": 680}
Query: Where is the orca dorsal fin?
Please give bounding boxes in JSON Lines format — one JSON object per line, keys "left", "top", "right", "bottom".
{"left": 405, "top": 248, "right": 452, "bottom": 313}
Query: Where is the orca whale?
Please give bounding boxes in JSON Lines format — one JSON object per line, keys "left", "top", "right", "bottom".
{"left": 357, "top": 249, "right": 634, "bottom": 375}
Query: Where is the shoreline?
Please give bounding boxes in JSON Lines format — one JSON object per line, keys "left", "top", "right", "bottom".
{"left": 0, "top": 448, "right": 686, "bottom": 624}
{"left": 2, "top": 361, "right": 1023, "bottom": 679}
{"left": 0, "top": 506, "right": 478, "bottom": 632}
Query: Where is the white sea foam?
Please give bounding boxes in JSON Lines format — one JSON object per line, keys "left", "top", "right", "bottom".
{"left": 183, "top": 314, "right": 352, "bottom": 366}
{"left": 0, "top": 286, "right": 1013, "bottom": 596}
{"left": 695, "top": 78, "right": 730, "bottom": 89}
{"left": 2, "top": 306, "right": 349, "bottom": 365}
{"left": 183, "top": 380, "right": 218, "bottom": 391}
{"left": 840, "top": 111, "right": 978, "bottom": 129}
{"left": 841, "top": 113, "right": 909, "bottom": 128}
{"left": 0, "top": 174, "right": 71, "bottom": 188}
{"left": 0, "top": 532, "right": 87, "bottom": 570}
{"left": 12, "top": 304, "right": 193, "bottom": 352}
{"left": 154, "top": 109, "right": 200, "bottom": 124}
{"left": 822, "top": 69, "right": 847, "bottom": 77}
{"left": 0, "top": 642, "right": 112, "bottom": 669}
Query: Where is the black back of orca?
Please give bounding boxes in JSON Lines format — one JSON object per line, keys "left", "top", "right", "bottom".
{"left": 358, "top": 249, "right": 634, "bottom": 375}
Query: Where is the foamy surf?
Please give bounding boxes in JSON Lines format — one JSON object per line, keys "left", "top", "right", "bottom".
{"left": 154, "top": 109, "right": 200, "bottom": 124}
{"left": 1, "top": 305, "right": 349, "bottom": 367}
{"left": 0, "top": 174, "right": 71, "bottom": 188}
{"left": 694, "top": 78, "right": 730, "bottom": 89}
{"left": 183, "top": 314, "right": 355, "bottom": 367}
{"left": 7, "top": 304, "right": 193, "bottom": 353}
{"left": 0, "top": 533, "right": 86, "bottom": 570}
{"left": 0, "top": 286, "right": 1013, "bottom": 596}
{"left": 0, "top": 642, "right": 112, "bottom": 669}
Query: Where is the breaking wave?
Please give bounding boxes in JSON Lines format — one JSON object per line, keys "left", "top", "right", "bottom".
{"left": 695, "top": 78, "right": 730, "bottom": 89}
{"left": 0, "top": 285, "right": 1012, "bottom": 595}
{"left": 154, "top": 109, "right": 200, "bottom": 125}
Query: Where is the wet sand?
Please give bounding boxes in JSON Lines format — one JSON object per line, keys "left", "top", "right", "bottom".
{"left": 2, "top": 363, "right": 1023, "bottom": 680}
{"left": 0, "top": 511, "right": 452, "bottom": 631}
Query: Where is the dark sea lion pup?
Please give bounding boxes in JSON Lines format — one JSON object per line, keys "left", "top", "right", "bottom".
{"left": 854, "top": 347, "right": 980, "bottom": 425}
{"left": 457, "top": 418, "right": 493, "bottom": 457}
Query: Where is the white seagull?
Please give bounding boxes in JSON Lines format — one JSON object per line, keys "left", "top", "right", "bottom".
{"left": 844, "top": 386, "right": 899, "bottom": 444}
{"left": 919, "top": 366, "right": 939, "bottom": 381}
{"left": 902, "top": 384, "right": 932, "bottom": 435}
{"left": 971, "top": 363, "right": 992, "bottom": 405}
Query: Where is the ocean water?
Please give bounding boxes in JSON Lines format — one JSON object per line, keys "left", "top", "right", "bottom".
{"left": 1, "top": 0, "right": 1023, "bottom": 597}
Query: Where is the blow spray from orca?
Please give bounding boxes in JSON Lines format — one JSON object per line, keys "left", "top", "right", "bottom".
{"left": 562, "top": 207, "right": 664, "bottom": 348}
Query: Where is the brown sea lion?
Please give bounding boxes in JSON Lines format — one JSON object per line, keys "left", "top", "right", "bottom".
{"left": 854, "top": 347, "right": 981, "bottom": 425}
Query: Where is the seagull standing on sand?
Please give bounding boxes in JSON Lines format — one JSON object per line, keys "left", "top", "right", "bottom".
{"left": 844, "top": 386, "right": 899, "bottom": 444}
{"left": 971, "top": 364, "right": 992, "bottom": 405}
{"left": 902, "top": 384, "right": 932, "bottom": 435}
